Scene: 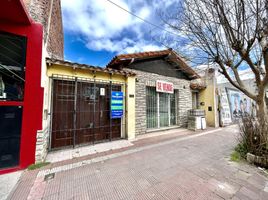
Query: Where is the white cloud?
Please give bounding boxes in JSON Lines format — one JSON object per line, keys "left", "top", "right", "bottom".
{"left": 61, "top": 0, "right": 178, "bottom": 54}
{"left": 62, "top": 0, "right": 134, "bottom": 38}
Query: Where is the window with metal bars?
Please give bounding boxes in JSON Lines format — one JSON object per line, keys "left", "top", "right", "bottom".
{"left": 146, "top": 86, "right": 177, "bottom": 129}
{"left": 146, "top": 87, "right": 158, "bottom": 129}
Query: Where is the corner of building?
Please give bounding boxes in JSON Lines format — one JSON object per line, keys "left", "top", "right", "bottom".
{"left": 126, "top": 76, "right": 136, "bottom": 140}
{"left": 199, "top": 68, "right": 219, "bottom": 127}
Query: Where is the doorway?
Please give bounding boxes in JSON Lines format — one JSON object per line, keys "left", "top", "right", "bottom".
{"left": 51, "top": 77, "right": 123, "bottom": 149}
{"left": 0, "top": 31, "right": 26, "bottom": 169}
{"left": 146, "top": 86, "right": 177, "bottom": 130}
{"left": 0, "top": 106, "right": 22, "bottom": 169}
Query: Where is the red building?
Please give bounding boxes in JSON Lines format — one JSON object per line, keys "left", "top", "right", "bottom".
{"left": 0, "top": 0, "right": 44, "bottom": 174}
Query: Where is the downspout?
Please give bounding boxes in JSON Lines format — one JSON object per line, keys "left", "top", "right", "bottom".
{"left": 44, "top": 0, "right": 54, "bottom": 47}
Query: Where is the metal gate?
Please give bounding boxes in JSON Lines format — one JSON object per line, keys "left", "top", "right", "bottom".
{"left": 50, "top": 75, "right": 125, "bottom": 149}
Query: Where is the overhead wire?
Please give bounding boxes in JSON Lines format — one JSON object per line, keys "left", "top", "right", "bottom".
{"left": 97, "top": 1, "right": 176, "bottom": 66}
{"left": 105, "top": 0, "right": 180, "bottom": 37}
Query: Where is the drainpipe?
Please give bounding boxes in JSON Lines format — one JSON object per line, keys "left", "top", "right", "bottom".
{"left": 45, "top": 0, "right": 54, "bottom": 46}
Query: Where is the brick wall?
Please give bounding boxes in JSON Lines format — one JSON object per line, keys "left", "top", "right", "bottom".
{"left": 125, "top": 69, "right": 192, "bottom": 135}
{"left": 23, "top": 0, "right": 64, "bottom": 59}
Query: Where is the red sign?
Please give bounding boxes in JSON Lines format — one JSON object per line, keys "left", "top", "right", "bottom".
{"left": 156, "top": 80, "right": 174, "bottom": 94}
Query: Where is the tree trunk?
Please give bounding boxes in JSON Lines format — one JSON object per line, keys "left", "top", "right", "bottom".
{"left": 256, "top": 93, "right": 268, "bottom": 122}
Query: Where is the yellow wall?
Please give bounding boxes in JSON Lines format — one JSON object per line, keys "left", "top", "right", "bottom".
{"left": 47, "top": 64, "right": 136, "bottom": 139}
{"left": 199, "top": 73, "right": 219, "bottom": 127}
{"left": 47, "top": 65, "right": 126, "bottom": 82}
{"left": 126, "top": 76, "right": 136, "bottom": 139}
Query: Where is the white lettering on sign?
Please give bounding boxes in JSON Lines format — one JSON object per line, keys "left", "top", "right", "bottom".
{"left": 156, "top": 80, "right": 174, "bottom": 94}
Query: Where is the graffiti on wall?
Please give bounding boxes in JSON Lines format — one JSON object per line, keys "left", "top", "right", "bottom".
{"left": 226, "top": 88, "right": 254, "bottom": 120}
{"left": 219, "top": 88, "right": 256, "bottom": 125}
{"left": 218, "top": 88, "right": 232, "bottom": 126}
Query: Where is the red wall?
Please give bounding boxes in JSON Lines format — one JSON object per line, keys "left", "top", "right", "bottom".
{"left": 0, "top": 22, "right": 44, "bottom": 174}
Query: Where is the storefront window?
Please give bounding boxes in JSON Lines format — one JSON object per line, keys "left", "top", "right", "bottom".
{"left": 159, "top": 93, "right": 169, "bottom": 127}
{"left": 146, "top": 86, "right": 177, "bottom": 129}
{"left": 0, "top": 32, "right": 26, "bottom": 101}
{"left": 146, "top": 87, "right": 158, "bottom": 129}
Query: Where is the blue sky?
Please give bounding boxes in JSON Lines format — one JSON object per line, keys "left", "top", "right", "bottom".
{"left": 61, "top": 0, "right": 257, "bottom": 83}
{"left": 62, "top": 0, "right": 181, "bottom": 67}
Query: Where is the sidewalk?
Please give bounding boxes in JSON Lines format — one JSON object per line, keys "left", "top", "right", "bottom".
{"left": 44, "top": 127, "right": 204, "bottom": 170}
{"left": 5, "top": 127, "right": 205, "bottom": 200}
{"left": 8, "top": 126, "right": 268, "bottom": 200}
{"left": 0, "top": 171, "right": 22, "bottom": 200}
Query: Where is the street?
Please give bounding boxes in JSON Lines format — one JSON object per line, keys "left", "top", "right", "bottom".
{"left": 8, "top": 126, "right": 268, "bottom": 200}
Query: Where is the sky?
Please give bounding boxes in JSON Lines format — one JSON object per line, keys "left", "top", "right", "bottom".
{"left": 61, "top": 0, "right": 181, "bottom": 67}
{"left": 61, "top": 0, "right": 257, "bottom": 84}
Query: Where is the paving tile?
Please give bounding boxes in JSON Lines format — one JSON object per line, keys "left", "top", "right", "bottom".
{"left": 238, "top": 187, "right": 260, "bottom": 200}
{"left": 8, "top": 126, "right": 268, "bottom": 200}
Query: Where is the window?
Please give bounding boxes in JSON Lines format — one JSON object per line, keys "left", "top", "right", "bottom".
{"left": 0, "top": 32, "right": 27, "bottom": 101}
{"left": 146, "top": 87, "right": 177, "bottom": 129}
{"left": 192, "top": 92, "right": 199, "bottom": 109}
{"left": 146, "top": 87, "right": 158, "bottom": 129}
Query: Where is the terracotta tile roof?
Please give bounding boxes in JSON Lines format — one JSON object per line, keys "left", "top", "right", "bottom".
{"left": 108, "top": 49, "right": 172, "bottom": 65}
{"left": 107, "top": 48, "right": 200, "bottom": 79}
{"left": 46, "top": 57, "right": 135, "bottom": 76}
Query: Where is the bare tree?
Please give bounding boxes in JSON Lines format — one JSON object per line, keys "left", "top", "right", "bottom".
{"left": 163, "top": 0, "right": 268, "bottom": 119}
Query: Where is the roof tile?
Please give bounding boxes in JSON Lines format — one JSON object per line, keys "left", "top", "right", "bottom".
{"left": 107, "top": 48, "right": 199, "bottom": 79}
{"left": 46, "top": 57, "right": 135, "bottom": 76}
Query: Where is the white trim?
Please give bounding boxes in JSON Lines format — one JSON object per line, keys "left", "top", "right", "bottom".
{"left": 168, "top": 94, "right": 171, "bottom": 126}
{"left": 157, "top": 92, "right": 160, "bottom": 128}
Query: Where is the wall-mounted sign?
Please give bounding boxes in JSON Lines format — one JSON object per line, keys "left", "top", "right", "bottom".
{"left": 111, "top": 91, "right": 123, "bottom": 119}
{"left": 100, "top": 88, "right": 105, "bottom": 96}
{"left": 156, "top": 80, "right": 174, "bottom": 94}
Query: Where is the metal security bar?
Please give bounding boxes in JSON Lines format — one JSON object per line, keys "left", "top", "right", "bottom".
{"left": 146, "top": 87, "right": 158, "bottom": 129}
{"left": 146, "top": 87, "right": 177, "bottom": 129}
{"left": 170, "top": 91, "right": 177, "bottom": 125}
{"left": 50, "top": 75, "right": 125, "bottom": 150}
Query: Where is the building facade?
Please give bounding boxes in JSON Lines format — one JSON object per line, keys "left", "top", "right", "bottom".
{"left": 23, "top": 0, "right": 64, "bottom": 59}
{"left": 34, "top": 58, "right": 136, "bottom": 159}
{"left": 0, "top": 0, "right": 43, "bottom": 174}
{"left": 21, "top": 0, "right": 65, "bottom": 162}
{"left": 107, "top": 49, "right": 200, "bottom": 135}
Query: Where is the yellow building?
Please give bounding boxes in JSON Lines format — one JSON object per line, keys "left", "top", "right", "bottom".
{"left": 197, "top": 68, "right": 219, "bottom": 127}
{"left": 39, "top": 58, "right": 136, "bottom": 158}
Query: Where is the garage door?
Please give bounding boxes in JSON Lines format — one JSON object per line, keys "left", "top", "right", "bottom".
{"left": 51, "top": 78, "right": 122, "bottom": 149}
